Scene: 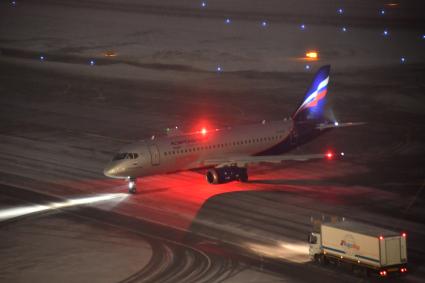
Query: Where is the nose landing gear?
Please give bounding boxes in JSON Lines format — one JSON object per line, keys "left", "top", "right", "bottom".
{"left": 128, "top": 178, "right": 137, "bottom": 194}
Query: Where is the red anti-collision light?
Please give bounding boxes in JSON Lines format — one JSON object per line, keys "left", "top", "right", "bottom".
{"left": 201, "top": 128, "right": 207, "bottom": 135}
{"left": 402, "top": 232, "right": 407, "bottom": 237}
{"left": 326, "top": 152, "right": 333, "bottom": 159}
{"left": 379, "top": 236, "right": 384, "bottom": 240}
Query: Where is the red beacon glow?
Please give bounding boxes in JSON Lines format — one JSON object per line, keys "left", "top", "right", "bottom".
{"left": 201, "top": 128, "right": 207, "bottom": 135}
{"left": 326, "top": 152, "right": 333, "bottom": 159}
{"left": 379, "top": 235, "right": 384, "bottom": 240}
{"left": 402, "top": 232, "right": 407, "bottom": 237}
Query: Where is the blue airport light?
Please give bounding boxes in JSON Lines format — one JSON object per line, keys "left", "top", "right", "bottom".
{"left": 341, "top": 27, "right": 347, "bottom": 32}
{"left": 89, "top": 60, "right": 95, "bottom": 66}
{"left": 261, "top": 21, "right": 268, "bottom": 27}
{"left": 380, "top": 9, "right": 385, "bottom": 15}
{"left": 400, "top": 57, "right": 406, "bottom": 63}
{"left": 216, "top": 65, "right": 222, "bottom": 72}
{"left": 383, "top": 29, "right": 389, "bottom": 36}
{"left": 337, "top": 8, "right": 344, "bottom": 15}
{"left": 225, "top": 18, "right": 231, "bottom": 24}
{"left": 39, "top": 55, "right": 45, "bottom": 61}
{"left": 300, "top": 24, "right": 306, "bottom": 30}
{"left": 422, "top": 34, "right": 425, "bottom": 40}
{"left": 201, "top": 1, "right": 206, "bottom": 8}
{"left": 11, "top": 0, "right": 16, "bottom": 6}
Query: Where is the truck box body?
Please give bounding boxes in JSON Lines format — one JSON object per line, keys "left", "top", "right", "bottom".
{"left": 321, "top": 221, "right": 407, "bottom": 268}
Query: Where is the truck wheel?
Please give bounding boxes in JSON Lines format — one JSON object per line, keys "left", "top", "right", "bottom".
{"left": 316, "top": 254, "right": 327, "bottom": 266}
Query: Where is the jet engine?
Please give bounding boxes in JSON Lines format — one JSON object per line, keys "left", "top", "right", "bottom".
{"left": 206, "top": 167, "right": 248, "bottom": 184}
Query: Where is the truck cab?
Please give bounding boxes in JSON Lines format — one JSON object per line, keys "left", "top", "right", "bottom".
{"left": 308, "top": 232, "right": 322, "bottom": 261}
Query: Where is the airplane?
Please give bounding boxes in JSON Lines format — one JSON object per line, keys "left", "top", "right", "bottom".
{"left": 103, "top": 65, "right": 362, "bottom": 194}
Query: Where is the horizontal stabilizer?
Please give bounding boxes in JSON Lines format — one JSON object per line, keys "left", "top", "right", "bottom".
{"left": 315, "top": 121, "right": 366, "bottom": 130}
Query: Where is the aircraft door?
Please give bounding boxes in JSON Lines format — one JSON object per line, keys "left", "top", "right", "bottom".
{"left": 148, "top": 145, "right": 160, "bottom": 166}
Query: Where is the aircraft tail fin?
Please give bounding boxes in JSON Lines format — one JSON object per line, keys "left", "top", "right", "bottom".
{"left": 292, "top": 65, "right": 330, "bottom": 122}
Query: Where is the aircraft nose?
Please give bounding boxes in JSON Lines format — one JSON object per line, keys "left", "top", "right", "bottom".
{"left": 103, "top": 164, "right": 116, "bottom": 177}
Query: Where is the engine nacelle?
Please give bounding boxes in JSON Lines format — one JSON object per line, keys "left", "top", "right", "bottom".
{"left": 206, "top": 167, "right": 248, "bottom": 184}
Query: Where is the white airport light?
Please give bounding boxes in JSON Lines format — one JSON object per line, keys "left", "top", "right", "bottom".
{"left": 380, "top": 9, "right": 385, "bottom": 15}
{"left": 40, "top": 55, "right": 45, "bottom": 61}
{"left": 383, "top": 29, "right": 389, "bottom": 36}
{"left": 261, "top": 21, "right": 268, "bottom": 27}
{"left": 216, "top": 65, "right": 222, "bottom": 72}
{"left": 422, "top": 34, "right": 425, "bottom": 40}
{"left": 340, "top": 152, "right": 345, "bottom": 156}
{"left": 400, "top": 57, "right": 406, "bottom": 63}
{"left": 334, "top": 121, "right": 339, "bottom": 126}
{"left": 201, "top": 1, "right": 206, "bottom": 8}
{"left": 225, "top": 18, "right": 231, "bottom": 24}
{"left": 337, "top": 8, "right": 344, "bottom": 15}
{"left": 89, "top": 59, "right": 95, "bottom": 66}
{"left": 305, "top": 64, "right": 311, "bottom": 70}
{"left": 300, "top": 24, "right": 306, "bottom": 30}
{"left": 11, "top": 0, "right": 16, "bottom": 6}
{"left": 341, "top": 27, "right": 347, "bottom": 32}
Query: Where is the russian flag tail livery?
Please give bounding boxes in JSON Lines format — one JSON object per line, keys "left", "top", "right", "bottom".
{"left": 293, "top": 65, "right": 331, "bottom": 121}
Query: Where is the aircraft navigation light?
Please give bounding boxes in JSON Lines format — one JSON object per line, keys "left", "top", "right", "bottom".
{"left": 306, "top": 51, "right": 318, "bottom": 60}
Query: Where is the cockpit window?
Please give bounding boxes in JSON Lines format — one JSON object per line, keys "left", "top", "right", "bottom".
{"left": 112, "top": 152, "right": 139, "bottom": 161}
{"left": 112, "top": 153, "right": 127, "bottom": 161}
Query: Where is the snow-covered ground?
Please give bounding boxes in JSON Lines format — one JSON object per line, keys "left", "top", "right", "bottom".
{"left": 1, "top": 1, "right": 424, "bottom": 282}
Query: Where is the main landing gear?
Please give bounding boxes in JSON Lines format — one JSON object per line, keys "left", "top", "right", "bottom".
{"left": 128, "top": 178, "right": 137, "bottom": 194}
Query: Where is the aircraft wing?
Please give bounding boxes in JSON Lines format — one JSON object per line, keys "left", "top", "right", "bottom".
{"left": 202, "top": 153, "right": 331, "bottom": 168}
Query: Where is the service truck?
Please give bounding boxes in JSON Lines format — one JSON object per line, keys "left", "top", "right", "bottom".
{"left": 308, "top": 220, "right": 408, "bottom": 277}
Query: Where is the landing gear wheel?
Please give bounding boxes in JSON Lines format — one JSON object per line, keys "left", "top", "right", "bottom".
{"left": 239, "top": 168, "right": 248, "bottom": 182}
{"left": 128, "top": 178, "right": 137, "bottom": 194}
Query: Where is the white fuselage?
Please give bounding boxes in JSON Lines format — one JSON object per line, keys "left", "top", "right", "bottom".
{"left": 103, "top": 119, "right": 294, "bottom": 179}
